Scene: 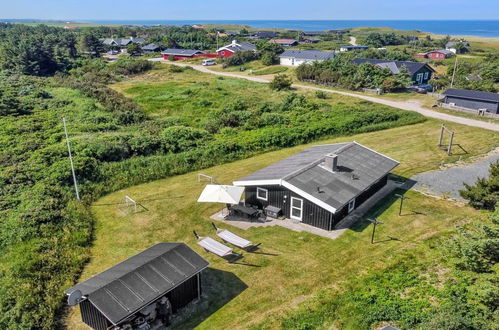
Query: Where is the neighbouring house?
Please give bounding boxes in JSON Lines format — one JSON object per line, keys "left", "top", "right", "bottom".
{"left": 352, "top": 58, "right": 435, "bottom": 85}
{"left": 225, "top": 30, "right": 240, "bottom": 36}
{"left": 445, "top": 41, "right": 470, "bottom": 54}
{"left": 233, "top": 142, "right": 399, "bottom": 230}
{"left": 301, "top": 38, "right": 321, "bottom": 44}
{"left": 216, "top": 40, "right": 257, "bottom": 58}
{"left": 102, "top": 37, "right": 145, "bottom": 53}
{"left": 407, "top": 36, "right": 419, "bottom": 43}
{"left": 250, "top": 31, "right": 278, "bottom": 39}
{"left": 161, "top": 48, "right": 205, "bottom": 60}
{"left": 279, "top": 49, "right": 336, "bottom": 66}
{"left": 65, "top": 243, "right": 209, "bottom": 330}
{"left": 192, "top": 24, "right": 204, "bottom": 29}
{"left": 269, "top": 39, "right": 299, "bottom": 47}
{"left": 340, "top": 45, "right": 369, "bottom": 52}
{"left": 303, "top": 31, "right": 327, "bottom": 36}
{"left": 141, "top": 43, "right": 161, "bottom": 53}
{"left": 414, "top": 49, "right": 453, "bottom": 60}
{"left": 441, "top": 88, "right": 499, "bottom": 114}
{"left": 329, "top": 30, "right": 350, "bottom": 35}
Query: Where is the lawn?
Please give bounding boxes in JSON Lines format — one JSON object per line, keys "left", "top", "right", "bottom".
{"left": 65, "top": 119, "right": 496, "bottom": 329}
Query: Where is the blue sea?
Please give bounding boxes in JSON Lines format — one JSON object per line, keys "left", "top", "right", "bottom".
{"left": 82, "top": 20, "right": 499, "bottom": 38}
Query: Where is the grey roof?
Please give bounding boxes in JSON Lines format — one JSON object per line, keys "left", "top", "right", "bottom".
{"left": 252, "top": 31, "right": 277, "bottom": 38}
{"left": 376, "top": 62, "right": 400, "bottom": 74}
{"left": 220, "top": 40, "right": 256, "bottom": 52}
{"left": 352, "top": 58, "right": 435, "bottom": 75}
{"left": 235, "top": 142, "right": 399, "bottom": 211}
{"left": 341, "top": 45, "right": 369, "bottom": 49}
{"left": 102, "top": 38, "right": 145, "bottom": 46}
{"left": 161, "top": 48, "right": 205, "bottom": 56}
{"left": 280, "top": 49, "right": 336, "bottom": 61}
{"left": 303, "top": 31, "right": 327, "bottom": 36}
{"left": 142, "top": 43, "right": 161, "bottom": 51}
{"left": 65, "top": 243, "right": 208, "bottom": 325}
{"left": 446, "top": 41, "right": 470, "bottom": 48}
{"left": 429, "top": 49, "right": 453, "bottom": 55}
{"left": 443, "top": 88, "right": 499, "bottom": 103}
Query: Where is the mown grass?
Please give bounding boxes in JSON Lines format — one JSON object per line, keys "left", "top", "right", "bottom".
{"left": 66, "top": 119, "right": 497, "bottom": 329}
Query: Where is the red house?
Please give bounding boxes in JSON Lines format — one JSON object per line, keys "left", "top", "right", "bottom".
{"left": 414, "top": 49, "right": 453, "bottom": 60}
{"left": 426, "top": 50, "right": 453, "bottom": 60}
{"left": 216, "top": 40, "right": 257, "bottom": 58}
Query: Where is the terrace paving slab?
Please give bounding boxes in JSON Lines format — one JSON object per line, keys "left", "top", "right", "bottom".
{"left": 210, "top": 180, "right": 400, "bottom": 240}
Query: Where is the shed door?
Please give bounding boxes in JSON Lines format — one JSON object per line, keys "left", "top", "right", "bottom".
{"left": 290, "top": 197, "right": 303, "bottom": 221}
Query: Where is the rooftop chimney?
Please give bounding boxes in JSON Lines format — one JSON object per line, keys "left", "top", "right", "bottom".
{"left": 232, "top": 40, "right": 237, "bottom": 45}
{"left": 324, "top": 153, "right": 338, "bottom": 172}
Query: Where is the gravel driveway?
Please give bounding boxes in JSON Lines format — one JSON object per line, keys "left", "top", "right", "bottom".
{"left": 412, "top": 154, "right": 499, "bottom": 199}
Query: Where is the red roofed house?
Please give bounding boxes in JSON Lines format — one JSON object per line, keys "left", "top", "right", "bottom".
{"left": 269, "top": 39, "right": 299, "bottom": 47}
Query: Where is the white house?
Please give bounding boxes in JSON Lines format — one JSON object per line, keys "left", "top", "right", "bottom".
{"left": 445, "top": 41, "right": 470, "bottom": 54}
{"left": 279, "top": 50, "right": 336, "bottom": 67}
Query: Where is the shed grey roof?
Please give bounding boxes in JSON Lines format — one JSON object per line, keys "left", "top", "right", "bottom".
{"left": 443, "top": 88, "right": 499, "bottom": 103}
{"left": 161, "top": 48, "right": 205, "bottom": 56}
{"left": 352, "top": 58, "right": 435, "bottom": 75}
{"left": 280, "top": 49, "right": 336, "bottom": 61}
{"left": 65, "top": 243, "right": 208, "bottom": 325}
{"left": 234, "top": 142, "right": 399, "bottom": 211}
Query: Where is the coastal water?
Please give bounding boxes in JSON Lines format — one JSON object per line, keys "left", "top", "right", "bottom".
{"left": 83, "top": 20, "right": 499, "bottom": 38}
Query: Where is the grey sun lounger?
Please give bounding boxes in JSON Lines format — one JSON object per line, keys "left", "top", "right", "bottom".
{"left": 193, "top": 231, "right": 237, "bottom": 260}
{"left": 211, "top": 223, "right": 260, "bottom": 250}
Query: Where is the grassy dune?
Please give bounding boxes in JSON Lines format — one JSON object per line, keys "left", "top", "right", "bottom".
{"left": 66, "top": 119, "right": 497, "bottom": 329}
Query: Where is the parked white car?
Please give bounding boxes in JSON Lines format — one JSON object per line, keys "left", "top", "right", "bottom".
{"left": 202, "top": 59, "right": 216, "bottom": 66}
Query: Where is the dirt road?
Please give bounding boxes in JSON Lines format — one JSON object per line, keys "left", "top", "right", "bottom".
{"left": 155, "top": 60, "right": 499, "bottom": 132}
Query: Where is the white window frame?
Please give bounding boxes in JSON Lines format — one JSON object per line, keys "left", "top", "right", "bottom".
{"left": 416, "top": 73, "right": 424, "bottom": 84}
{"left": 290, "top": 197, "right": 303, "bottom": 221}
{"left": 256, "top": 187, "right": 268, "bottom": 201}
{"left": 348, "top": 199, "right": 355, "bottom": 213}
{"left": 424, "top": 72, "right": 429, "bottom": 80}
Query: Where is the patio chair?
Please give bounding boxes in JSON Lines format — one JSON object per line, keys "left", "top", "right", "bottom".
{"left": 211, "top": 223, "right": 261, "bottom": 251}
{"left": 193, "top": 231, "right": 242, "bottom": 262}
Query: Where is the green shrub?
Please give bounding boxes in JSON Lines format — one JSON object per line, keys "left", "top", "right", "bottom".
{"left": 269, "top": 74, "right": 293, "bottom": 91}
{"left": 460, "top": 161, "right": 498, "bottom": 210}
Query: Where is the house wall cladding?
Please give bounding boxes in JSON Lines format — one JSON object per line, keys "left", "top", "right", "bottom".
{"left": 245, "top": 185, "right": 334, "bottom": 230}
{"left": 80, "top": 299, "right": 111, "bottom": 330}
{"left": 167, "top": 274, "right": 200, "bottom": 313}
{"left": 244, "top": 174, "right": 389, "bottom": 231}
{"left": 444, "top": 96, "right": 499, "bottom": 114}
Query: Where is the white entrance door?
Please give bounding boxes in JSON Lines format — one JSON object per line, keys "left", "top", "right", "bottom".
{"left": 290, "top": 197, "right": 303, "bottom": 221}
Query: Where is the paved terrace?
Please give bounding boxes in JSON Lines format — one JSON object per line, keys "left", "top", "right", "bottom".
{"left": 211, "top": 179, "right": 401, "bottom": 240}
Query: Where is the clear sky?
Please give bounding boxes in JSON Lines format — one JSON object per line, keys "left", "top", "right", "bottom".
{"left": 2, "top": 0, "right": 499, "bottom": 20}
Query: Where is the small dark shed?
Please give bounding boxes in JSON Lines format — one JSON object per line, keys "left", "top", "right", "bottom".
{"left": 234, "top": 142, "right": 399, "bottom": 230}
{"left": 442, "top": 88, "right": 499, "bottom": 114}
{"left": 65, "top": 243, "right": 209, "bottom": 330}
